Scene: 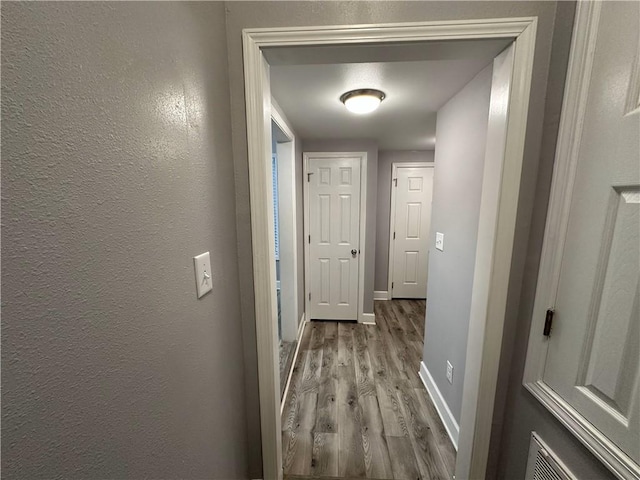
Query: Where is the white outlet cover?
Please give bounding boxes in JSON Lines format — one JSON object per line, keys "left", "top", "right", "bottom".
{"left": 193, "top": 252, "right": 212, "bottom": 298}
{"left": 435, "top": 232, "right": 444, "bottom": 251}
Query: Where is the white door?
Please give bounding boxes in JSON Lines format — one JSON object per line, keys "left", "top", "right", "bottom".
{"left": 307, "top": 155, "right": 361, "bottom": 320}
{"left": 390, "top": 165, "right": 434, "bottom": 298}
{"left": 540, "top": 1, "right": 640, "bottom": 465}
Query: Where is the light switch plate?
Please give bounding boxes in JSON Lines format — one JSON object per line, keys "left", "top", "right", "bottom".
{"left": 193, "top": 252, "right": 212, "bottom": 298}
{"left": 435, "top": 232, "right": 444, "bottom": 251}
{"left": 447, "top": 361, "right": 454, "bottom": 384}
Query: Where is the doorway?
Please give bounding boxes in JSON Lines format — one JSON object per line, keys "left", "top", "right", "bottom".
{"left": 388, "top": 163, "right": 434, "bottom": 299}
{"left": 243, "top": 18, "right": 537, "bottom": 480}
{"left": 304, "top": 152, "right": 368, "bottom": 322}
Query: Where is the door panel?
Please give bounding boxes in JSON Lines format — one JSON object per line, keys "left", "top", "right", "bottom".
{"left": 308, "top": 156, "right": 361, "bottom": 320}
{"left": 391, "top": 166, "right": 434, "bottom": 298}
{"left": 542, "top": 1, "right": 639, "bottom": 463}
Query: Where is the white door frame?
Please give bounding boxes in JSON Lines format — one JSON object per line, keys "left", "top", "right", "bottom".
{"left": 303, "top": 151, "right": 368, "bottom": 324}
{"left": 523, "top": 3, "right": 639, "bottom": 479}
{"left": 242, "top": 17, "right": 537, "bottom": 480}
{"left": 271, "top": 100, "right": 299, "bottom": 343}
{"left": 387, "top": 162, "right": 434, "bottom": 299}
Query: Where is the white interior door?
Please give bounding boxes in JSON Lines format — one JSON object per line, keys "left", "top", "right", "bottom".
{"left": 390, "top": 165, "right": 434, "bottom": 299}
{"left": 307, "top": 155, "right": 361, "bottom": 320}
{"left": 540, "top": 1, "right": 640, "bottom": 465}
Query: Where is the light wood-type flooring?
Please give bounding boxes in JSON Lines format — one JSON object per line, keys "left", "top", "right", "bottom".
{"left": 281, "top": 300, "right": 456, "bottom": 480}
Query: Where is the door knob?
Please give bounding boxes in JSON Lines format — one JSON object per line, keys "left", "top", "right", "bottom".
{"left": 351, "top": 249, "right": 357, "bottom": 257}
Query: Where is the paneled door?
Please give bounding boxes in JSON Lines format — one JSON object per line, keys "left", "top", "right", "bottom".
{"left": 390, "top": 165, "right": 434, "bottom": 298}
{"left": 307, "top": 154, "right": 361, "bottom": 320}
{"left": 525, "top": 2, "right": 640, "bottom": 476}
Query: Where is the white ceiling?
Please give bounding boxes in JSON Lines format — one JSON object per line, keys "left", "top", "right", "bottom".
{"left": 267, "top": 39, "right": 511, "bottom": 150}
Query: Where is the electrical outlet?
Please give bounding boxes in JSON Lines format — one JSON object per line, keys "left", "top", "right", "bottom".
{"left": 446, "top": 361, "right": 454, "bottom": 384}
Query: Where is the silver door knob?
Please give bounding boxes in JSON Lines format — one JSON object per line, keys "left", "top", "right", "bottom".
{"left": 351, "top": 249, "right": 357, "bottom": 257}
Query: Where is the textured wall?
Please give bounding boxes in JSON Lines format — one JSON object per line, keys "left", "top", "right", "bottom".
{"left": 422, "top": 65, "right": 492, "bottom": 422}
{"left": 1, "top": 3, "right": 248, "bottom": 479}
{"left": 302, "top": 139, "right": 378, "bottom": 315}
{"left": 375, "top": 150, "right": 435, "bottom": 292}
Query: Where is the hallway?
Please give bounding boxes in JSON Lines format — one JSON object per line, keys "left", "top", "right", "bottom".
{"left": 282, "top": 300, "right": 456, "bottom": 480}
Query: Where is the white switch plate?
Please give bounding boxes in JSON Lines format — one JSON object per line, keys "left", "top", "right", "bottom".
{"left": 447, "top": 361, "right": 454, "bottom": 384}
{"left": 193, "top": 252, "right": 212, "bottom": 298}
{"left": 435, "top": 232, "right": 444, "bottom": 251}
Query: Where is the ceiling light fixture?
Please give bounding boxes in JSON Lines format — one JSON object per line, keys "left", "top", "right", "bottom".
{"left": 340, "top": 89, "right": 386, "bottom": 114}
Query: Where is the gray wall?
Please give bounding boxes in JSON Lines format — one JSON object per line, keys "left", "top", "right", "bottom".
{"left": 223, "top": 2, "right": 594, "bottom": 477}
{"left": 1, "top": 3, "right": 248, "bottom": 479}
{"left": 375, "top": 150, "right": 435, "bottom": 292}
{"left": 492, "top": 2, "right": 616, "bottom": 479}
{"left": 302, "top": 139, "right": 378, "bottom": 314}
{"left": 422, "top": 65, "right": 493, "bottom": 422}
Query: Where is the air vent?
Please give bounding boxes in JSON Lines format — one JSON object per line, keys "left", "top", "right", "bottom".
{"left": 525, "top": 433, "right": 576, "bottom": 480}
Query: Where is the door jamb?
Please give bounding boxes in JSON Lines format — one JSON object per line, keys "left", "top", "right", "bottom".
{"left": 387, "top": 162, "right": 435, "bottom": 299}
{"left": 242, "top": 17, "right": 537, "bottom": 480}
{"left": 303, "top": 151, "right": 368, "bottom": 324}
{"left": 271, "top": 100, "right": 299, "bottom": 343}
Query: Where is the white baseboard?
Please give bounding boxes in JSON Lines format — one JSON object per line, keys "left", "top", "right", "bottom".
{"left": 374, "top": 290, "right": 390, "bottom": 300}
{"left": 419, "top": 361, "right": 459, "bottom": 450}
{"left": 360, "top": 312, "right": 376, "bottom": 324}
{"left": 280, "top": 314, "right": 307, "bottom": 415}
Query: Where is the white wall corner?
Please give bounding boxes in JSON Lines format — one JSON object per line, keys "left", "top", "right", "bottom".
{"left": 374, "top": 290, "right": 390, "bottom": 301}
{"left": 420, "top": 361, "right": 460, "bottom": 450}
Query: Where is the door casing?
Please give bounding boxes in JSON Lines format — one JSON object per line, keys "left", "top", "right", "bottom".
{"left": 388, "top": 162, "right": 434, "bottom": 299}
{"left": 242, "top": 17, "right": 537, "bottom": 480}
{"left": 523, "top": 2, "right": 639, "bottom": 479}
{"left": 303, "top": 151, "right": 369, "bottom": 324}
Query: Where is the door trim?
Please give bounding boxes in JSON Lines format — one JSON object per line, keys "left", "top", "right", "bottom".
{"left": 522, "top": 2, "right": 639, "bottom": 479}
{"left": 303, "top": 151, "right": 368, "bottom": 323}
{"left": 387, "top": 162, "right": 434, "bottom": 299}
{"left": 242, "top": 17, "right": 537, "bottom": 480}
{"left": 271, "top": 99, "right": 299, "bottom": 343}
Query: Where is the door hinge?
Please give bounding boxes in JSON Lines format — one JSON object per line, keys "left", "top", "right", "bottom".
{"left": 393, "top": 232, "right": 396, "bottom": 240}
{"left": 543, "top": 308, "right": 555, "bottom": 337}
{"left": 392, "top": 282, "right": 394, "bottom": 289}
{"left": 308, "top": 292, "right": 311, "bottom": 301}
{"left": 308, "top": 235, "right": 311, "bottom": 244}
{"left": 393, "top": 178, "right": 397, "bottom": 187}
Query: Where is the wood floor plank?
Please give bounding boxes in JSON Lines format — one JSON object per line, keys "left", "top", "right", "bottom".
{"left": 337, "top": 363, "right": 366, "bottom": 478}
{"left": 396, "top": 383, "right": 451, "bottom": 480}
{"left": 315, "top": 325, "right": 338, "bottom": 433}
{"left": 414, "top": 388, "right": 456, "bottom": 477}
{"left": 283, "top": 428, "right": 314, "bottom": 476}
{"left": 386, "top": 435, "right": 421, "bottom": 480}
{"left": 282, "top": 351, "right": 308, "bottom": 431}
{"left": 375, "top": 380, "right": 409, "bottom": 438}
{"left": 311, "top": 432, "right": 339, "bottom": 477}
{"left": 338, "top": 323, "right": 355, "bottom": 368}
{"left": 300, "top": 323, "right": 325, "bottom": 394}
{"left": 366, "top": 326, "right": 389, "bottom": 383}
{"left": 362, "top": 433, "right": 394, "bottom": 480}
{"left": 354, "top": 326, "right": 376, "bottom": 397}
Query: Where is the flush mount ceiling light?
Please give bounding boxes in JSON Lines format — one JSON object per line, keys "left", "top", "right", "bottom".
{"left": 340, "top": 89, "right": 386, "bottom": 114}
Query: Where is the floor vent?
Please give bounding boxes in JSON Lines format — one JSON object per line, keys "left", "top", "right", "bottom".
{"left": 525, "top": 432, "right": 576, "bottom": 480}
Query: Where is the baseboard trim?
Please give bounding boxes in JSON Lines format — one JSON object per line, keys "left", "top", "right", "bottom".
{"left": 280, "top": 314, "right": 307, "bottom": 415}
{"left": 374, "top": 290, "right": 390, "bottom": 301}
{"left": 360, "top": 312, "right": 376, "bottom": 324}
{"left": 419, "top": 361, "right": 459, "bottom": 450}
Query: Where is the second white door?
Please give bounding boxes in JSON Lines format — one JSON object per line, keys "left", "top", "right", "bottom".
{"left": 307, "top": 154, "right": 362, "bottom": 320}
{"left": 390, "top": 165, "right": 434, "bottom": 299}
